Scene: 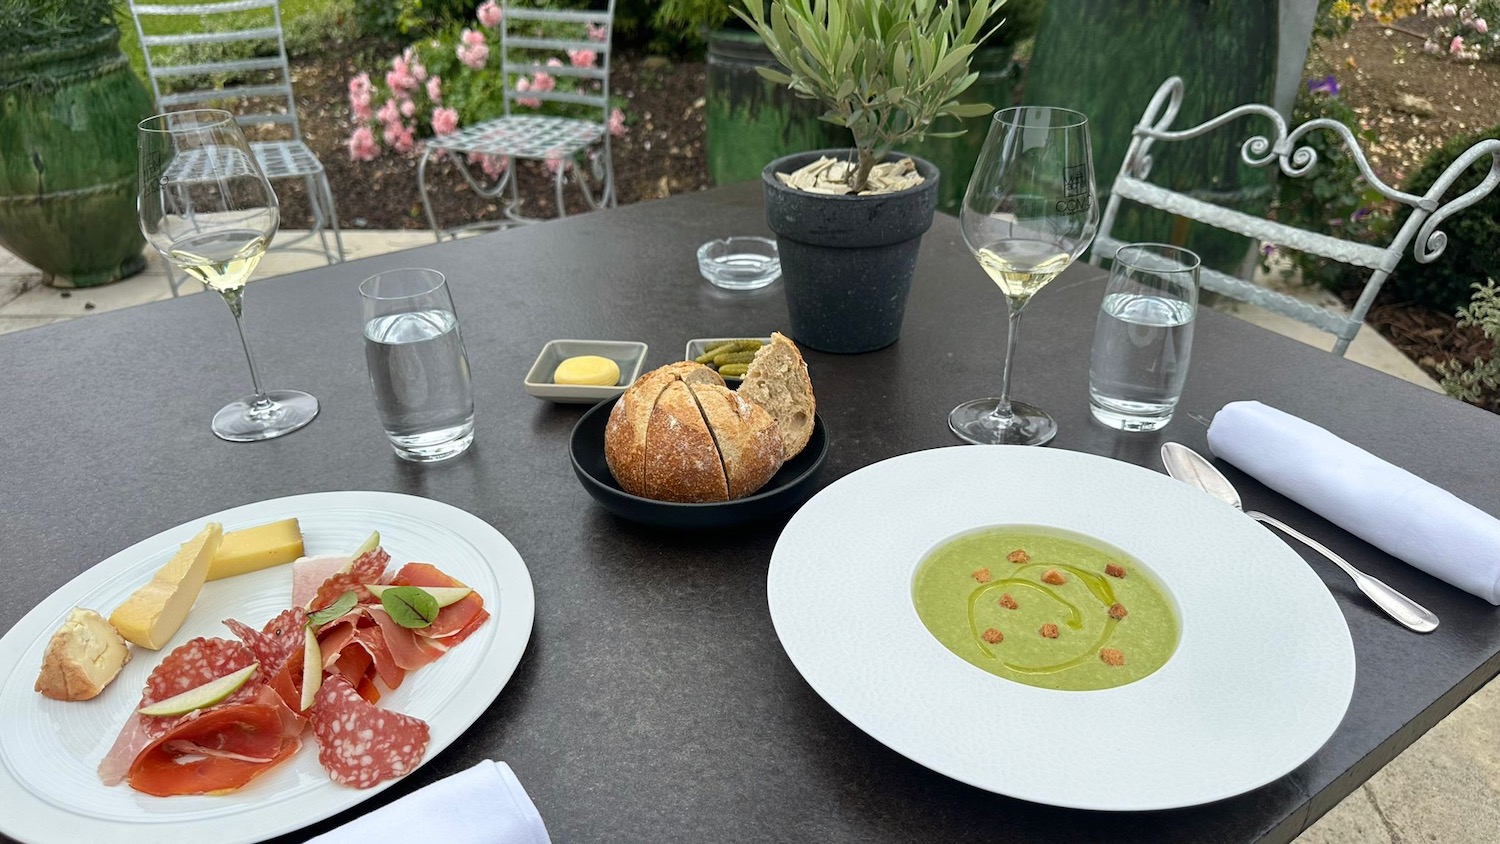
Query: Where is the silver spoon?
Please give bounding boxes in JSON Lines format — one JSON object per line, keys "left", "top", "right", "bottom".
{"left": 1161, "top": 442, "right": 1439, "bottom": 633}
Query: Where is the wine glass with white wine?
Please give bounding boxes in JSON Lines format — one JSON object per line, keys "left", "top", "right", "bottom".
{"left": 949, "top": 106, "right": 1098, "bottom": 446}
{"left": 138, "top": 109, "right": 318, "bottom": 441}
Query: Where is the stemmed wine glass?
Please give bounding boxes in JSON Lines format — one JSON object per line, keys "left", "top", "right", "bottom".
{"left": 949, "top": 107, "right": 1099, "bottom": 447}
{"left": 138, "top": 109, "right": 318, "bottom": 442}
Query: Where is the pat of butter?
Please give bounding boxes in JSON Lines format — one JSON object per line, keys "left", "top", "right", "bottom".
{"left": 554, "top": 355, "right": 621, "bottom": 386}
{"left": 207, "top": 518, "right": 305, "bottom": 580}
{"left": 110, "top": 523, "right": 223, "bottom": 650}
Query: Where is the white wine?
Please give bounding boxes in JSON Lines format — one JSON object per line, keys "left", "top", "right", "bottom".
{"left": 974, "top": 239, "right": 1073, "bottom": 302}
{"left": 167, "top": 229, "right": 269, "bottom": 292}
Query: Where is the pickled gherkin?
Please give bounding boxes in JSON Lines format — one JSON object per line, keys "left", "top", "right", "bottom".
{"left": 717, "top": 364, "right": 749, "bottom": 377}
{"left": 712, "top": 350, "right": 758, "bottom": 366}
{"left": 693, "top": 338, "right": 766, "bottom": 377}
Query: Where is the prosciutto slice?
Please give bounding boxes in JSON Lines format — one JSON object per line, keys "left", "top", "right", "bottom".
{"left": 127, "top": 686, "right": 303, "bottom": 796}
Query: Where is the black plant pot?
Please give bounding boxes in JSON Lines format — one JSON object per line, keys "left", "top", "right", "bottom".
{"left": 762, "top": 150, "right": 940, "bottom": 354}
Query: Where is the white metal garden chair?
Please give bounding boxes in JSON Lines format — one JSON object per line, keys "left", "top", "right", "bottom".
{"left": 129, "top": 0, "right": 345, "bottom": 295}
{"left": 1092, "top": 76, "right": 1500, "bottom": 356}
{"left": 418, "top": 0, "right": 617, "bottom": 239}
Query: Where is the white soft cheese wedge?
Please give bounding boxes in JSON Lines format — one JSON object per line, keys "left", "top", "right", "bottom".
{"left": 34, "top": 608, "right": 132, "bottom": 701}
{"left": 110, "top": 523, "right": 224, "bottom": 650}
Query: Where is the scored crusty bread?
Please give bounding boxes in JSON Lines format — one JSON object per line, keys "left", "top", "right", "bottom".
{"left": 644, "top": 381, "right": 730, "bottom": 502}
{"left": 605, "top": 362, "right": 724, "bottom": 496}
{"left": 737, "top": 332, "right": 816, "bottom": 459}
{"left": 690, "top": 383, "right": 783, "bottom": 499}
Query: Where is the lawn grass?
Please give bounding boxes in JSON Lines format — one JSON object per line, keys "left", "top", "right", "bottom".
{"left": 116, "top": 0, "right": 356, "bottom": 82}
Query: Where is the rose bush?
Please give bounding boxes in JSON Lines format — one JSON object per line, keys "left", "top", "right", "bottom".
{"left": 346, "top": 0, "right": 628, "bottom": 177}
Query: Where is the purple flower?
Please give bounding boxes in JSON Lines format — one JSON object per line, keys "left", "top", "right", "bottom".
{"left": 1350, "top": 207, "right": 1373, "bottom": 224}
{"left": 1307, "top": 75, "right": 1340, "bottom": 97}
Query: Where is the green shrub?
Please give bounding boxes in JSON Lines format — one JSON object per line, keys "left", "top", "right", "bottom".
{"left": 1439, "top": 280, "right": 1500, "bottom": 411}
{"left": 3, "top": 0, "right": 119, "bottom": 51}
{"left": 1387, "top": 125, "right": 1500, "bottom": 314}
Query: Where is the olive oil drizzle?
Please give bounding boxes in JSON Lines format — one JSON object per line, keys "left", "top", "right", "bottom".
{"left": 966, "top": 563, "right": 1123, "bottom": 675}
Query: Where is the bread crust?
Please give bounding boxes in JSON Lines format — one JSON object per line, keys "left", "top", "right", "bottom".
{"left": 738, "top": 332, "right": 816, "bottom": 459}
{"left": 644, "top": 381, "right": 730, "bottom": 502}
{"left": 605, "top": 362, "right": 725, "bottom": 496}
{"left": 690, "top": 383, "right": 783, "bottom": 499}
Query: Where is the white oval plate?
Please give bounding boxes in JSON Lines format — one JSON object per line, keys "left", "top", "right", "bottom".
{"left": 768, "top": 446, "right": 1355, "bottom": 811}
{"left": 0, "top": 491, "right": 535, "bottom": 844}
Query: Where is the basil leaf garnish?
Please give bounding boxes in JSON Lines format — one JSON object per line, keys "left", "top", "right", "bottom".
{"left": 380, "top": 586, "right": 439, "bottom": 629}
{"left": 308, "top": 591, "right": 358, "bottom": 627}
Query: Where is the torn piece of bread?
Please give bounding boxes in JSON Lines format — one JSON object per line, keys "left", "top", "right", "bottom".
{"left": 737, "top": 332, "right": 816, "bottom": 459}
{"left": 35, "top": 608, "right": 132, "bottom": 701}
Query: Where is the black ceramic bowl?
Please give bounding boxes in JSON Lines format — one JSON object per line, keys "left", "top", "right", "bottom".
{"left": 569, "top": 395, "right": 829, "bottom": 529}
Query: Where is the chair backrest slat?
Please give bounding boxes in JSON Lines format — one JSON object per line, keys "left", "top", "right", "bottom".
{"left": 503, "top": 61, "right": 606, "bottom": 81}
{"left": 128, "top": 0, "right": 302, "bottom": 141}
{"left": 500, "top": 1, "right": 615, "bottom": 124}
{"left": 1092, "top": 75, "right": 1500, "bottom": 357}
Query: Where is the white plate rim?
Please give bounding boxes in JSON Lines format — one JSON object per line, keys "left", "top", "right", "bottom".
{"left": 767, "top": 446, "right": 1356, "bottom": 811}
{"left": 0, "top": 491, "right": 535, "bottom": 844}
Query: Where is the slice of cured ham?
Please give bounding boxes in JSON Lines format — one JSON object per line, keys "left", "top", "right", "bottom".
{"left": 309, "top": 675, "right": 429, "bottom": 788}
{"left": 390, "top": 563, "right": 490, "bottom": 644}
{"left": 127, "top": 686, "right": 303, "bottom": 796}
{"left": 98, "top": 637, "right": 261, "bottom": 785}
{"left": 224, "top": 607, "right": 308, "bottom": 675}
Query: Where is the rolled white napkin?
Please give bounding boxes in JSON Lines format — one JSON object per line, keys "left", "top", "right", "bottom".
{"left": 309, "top": 760, "right": 551, "bottom": 844}
{"left": 1207, "top": 400, "right": 1500, "bottom": 605}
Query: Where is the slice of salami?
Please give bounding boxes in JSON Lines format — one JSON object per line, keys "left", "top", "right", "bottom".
{"left": 309, "top": 675, "right": 429, "bottom": 789}
{"left": 310, "top": 572, "right": 373, "bottom": 614}
{"left": 350, "top": 547, "right": 391, "bottom": 585}
{"left": 139, "top": 638, "right": 261, "bottom": 738}
{"left": 224, "top": 607, "right": 308, "bottom": 675}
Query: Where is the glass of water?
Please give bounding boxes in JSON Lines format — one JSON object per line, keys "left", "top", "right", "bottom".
{"left": 1088, "top": 244, "right": 1200, "bottom": 432}
{"left": 360, "top": 268, "right": 475, "bottom": 462}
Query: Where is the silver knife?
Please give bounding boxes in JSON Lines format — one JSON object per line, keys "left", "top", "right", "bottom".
{"left": 1161, "top": 442, "right": 1439, "bottom": 634}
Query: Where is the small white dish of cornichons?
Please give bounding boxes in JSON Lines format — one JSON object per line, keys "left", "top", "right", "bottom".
{"left": 524, "top": 339, "right": 648, "bottom": 403}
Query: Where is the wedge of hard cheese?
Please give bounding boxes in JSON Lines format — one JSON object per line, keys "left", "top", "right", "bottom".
{"left": 207, "top": 518, "right": 304, "bottom": 580}
{"left": 35, "top": 608, "right": 131, "bottom": 701}
{"left": 110, "top": 523, "right": 223, "bottom": 650}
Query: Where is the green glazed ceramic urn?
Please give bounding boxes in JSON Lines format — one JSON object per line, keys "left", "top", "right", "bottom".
{"left": 0, "top": 28, "right": 153, "bottom": 287}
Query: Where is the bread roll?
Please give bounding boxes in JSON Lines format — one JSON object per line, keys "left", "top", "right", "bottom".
{"left": 605, "top": 362, "right": 724, "bottom": 496}
{"left": 644, "top": 381, "right": 730, "bottom": 502}
{"left": 738, "top": 332, "right": 816, "bottom": 459}
{"left": 690, "top": 383, "right": 783, "bottom": 498}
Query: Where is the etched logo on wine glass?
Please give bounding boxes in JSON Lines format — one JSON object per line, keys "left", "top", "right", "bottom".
{"left": 1057, "top": 163, "right": 1091, "bottom": 214}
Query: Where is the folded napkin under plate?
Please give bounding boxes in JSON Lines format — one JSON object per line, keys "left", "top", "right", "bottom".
{"left": 309, "top": 760, "right": 551, "bottom": 844}
{"left": 1207, "top": 400, "right": 1500, "bottom": 605}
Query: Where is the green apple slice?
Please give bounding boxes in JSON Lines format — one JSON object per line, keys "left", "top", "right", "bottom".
{"left": 352, "top": 530, "right": 380, "bottom": 559}
{"left": 300, "top": 627, "right": 322, "bottom": 711}
{"left": 137, "top": 663, "right": 259, "bottom": 717}
{"left": 365, "top": 583, "right": 472, "bottom": 608}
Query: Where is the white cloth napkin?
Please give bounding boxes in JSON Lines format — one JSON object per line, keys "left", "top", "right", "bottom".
{"left": 309, "top": 760, "right": 552, "bottom": 844}
{"left": 1206, "top": 400, "right": 1500, "bottom": 605}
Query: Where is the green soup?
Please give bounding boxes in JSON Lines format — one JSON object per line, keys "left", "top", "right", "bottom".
{"left": 912, "top": 525, "right": 1179, "bottom": 691}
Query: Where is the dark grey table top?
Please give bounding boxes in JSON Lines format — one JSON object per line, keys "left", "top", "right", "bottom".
{"left": 3, "top": 181, "right": 1499, "bottom": 844}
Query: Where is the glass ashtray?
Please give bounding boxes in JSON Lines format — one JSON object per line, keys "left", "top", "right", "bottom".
{"left": 696, "top": 236, "right": 781, "bottom": 291}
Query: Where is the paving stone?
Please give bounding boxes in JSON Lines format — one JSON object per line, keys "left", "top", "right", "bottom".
{"left": 1297, "top": 787, "right": 1396, "bottom": 844}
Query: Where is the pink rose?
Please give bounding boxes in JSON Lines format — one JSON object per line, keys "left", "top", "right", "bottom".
{"left": 382, "top": 122, "right": 402, "bottom": 147}
{"left": 546, "top": 57, "right": 562, "bottom": 68}
{"left": 352, "top": 98, "right": 373, "bottom": 121}
{"left": 399, "top": 99, "right": 416, "bottom": 118}
{"left": 426, "top": 76, "right": 442, "bottom": 104}
{"left": 1451, "top": 35, "right": 1466, "bottom": 54}
{"left": 394, "top": 127, "right": 415, "bottom": 155}
{"left": 568, "top": 49, "right": 598, "bottom": 68}
{"left": 469, "top": 152, "right": 508, "bottom": 179}
{"left": 348, "top": 72, "right": 372, "bottom": 99}
{"left": 544, "top": 149, "right": 571, "bottom": 175}
{"left": 515, "top": 77, "right": 541, "bottom": 108}
{"left": 477, "top": 0, "right": 502, "bottom": 29}
{"left": 377, "top": 99, "right": 399, "bottom": 126}
{"left": 457, "top": 37, "right": 490, "bottom": 70}
{"left": 608, "top": 107, "right": 627, "bottom": 138}
{"left": 432, "top": 107, "right": 459, "bottom": 136}
{"left": 1477, "top": 18, "right": 1489, "bottom": 34}
{"left": 587, "top": 22, "right": 607, "bottom": 42}
{"left": 347, "top": 126, "right": 378, "bottom": 162}
{"left": 532, "top": 71, "right": 555, "bottom": 93}
{"left": 462, "top": 28, "right": 487, "bottom": 48}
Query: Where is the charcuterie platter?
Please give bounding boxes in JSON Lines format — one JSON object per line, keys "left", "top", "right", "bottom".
{"left": 0, "top": 491, "right": 535, "bottom": 844}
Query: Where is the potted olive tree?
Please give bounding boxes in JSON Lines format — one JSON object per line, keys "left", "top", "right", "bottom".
{"left": 738, "top": 0, "right": 1006, "bottom": 353}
